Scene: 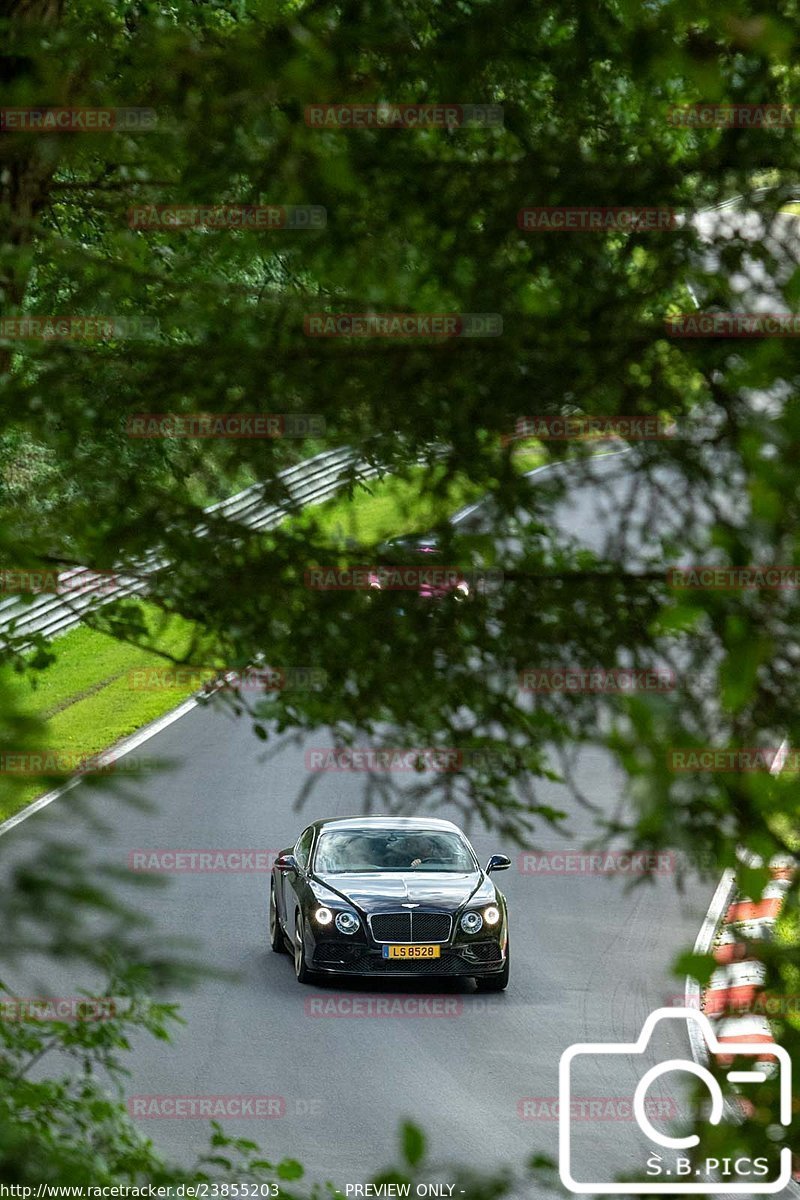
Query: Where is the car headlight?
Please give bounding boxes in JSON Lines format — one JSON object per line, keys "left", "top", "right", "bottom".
{"left": 314, "top": 907, "right": 333, "bottom": 925}
{"left": 460, "top": 910, "right": 483, "bottom": 934}
{"left": 483, "top": 905, "right": 500, "bottom": 925}
{"left": 335, "top": 911, "right": 360, "bottom": 935}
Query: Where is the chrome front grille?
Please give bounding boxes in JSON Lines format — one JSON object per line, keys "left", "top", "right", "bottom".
{"left": 369, "top": 911, "right": 452, "bottom": 943}
{"left": 369, "top": 912, "right": 411, "bottom": 942}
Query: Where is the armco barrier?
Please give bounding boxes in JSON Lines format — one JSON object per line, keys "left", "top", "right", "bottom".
{"left": 0, "top": 447, "right": 386, "bottom": 647}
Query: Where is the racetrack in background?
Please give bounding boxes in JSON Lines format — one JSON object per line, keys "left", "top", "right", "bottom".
{"left": 0, "top": 452, "right": 727, "bottom": 1189}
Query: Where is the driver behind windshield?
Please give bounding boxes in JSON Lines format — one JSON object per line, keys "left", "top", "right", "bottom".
{"left": 314, "top": 829, "right": 473, "bottom": 873}
{"left": 405, "top": 836, "right": 439, "bottom": 867}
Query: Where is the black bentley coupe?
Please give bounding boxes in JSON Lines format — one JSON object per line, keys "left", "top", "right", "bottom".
{"left": 269, "top": 816, "right": 511, "bottom": 989}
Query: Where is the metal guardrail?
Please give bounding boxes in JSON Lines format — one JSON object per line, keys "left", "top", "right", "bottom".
{"left": 0, "top": 447, "right": 385, "bottom": 646}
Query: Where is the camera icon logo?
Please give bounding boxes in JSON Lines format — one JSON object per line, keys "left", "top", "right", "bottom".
{"left": 558, "top": 1007, "right": 792, "bottom": 1194}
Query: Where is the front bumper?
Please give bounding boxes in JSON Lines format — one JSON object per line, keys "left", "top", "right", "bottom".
{"left": 310, "top": 937, "right": 506, "bottom": 976}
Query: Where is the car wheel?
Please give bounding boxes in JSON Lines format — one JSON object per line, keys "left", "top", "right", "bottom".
{"left": 294, "top": 912, "right": 315, "bottom": 984}
{"left": 475, "top": 944, "right": 509, "bottom": 992}
{"left": 269, "top": 880, "right": 287, "bottom": 954}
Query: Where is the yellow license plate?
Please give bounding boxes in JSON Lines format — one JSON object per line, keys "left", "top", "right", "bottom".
{"left": 382, "top": 944, "right": 441, "bottom": 959}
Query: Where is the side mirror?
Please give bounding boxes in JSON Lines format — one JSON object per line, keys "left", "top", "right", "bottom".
{"left": 274, "top": 852, "right": 299, "bottom": 873}
{"left": 485, "top": 853, "right": 511, "bottom": 874}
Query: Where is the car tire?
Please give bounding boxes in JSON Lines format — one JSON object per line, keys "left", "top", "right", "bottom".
{"left": 475, "top": 944, "right": 509, "bottom": 992}
{"left": 294, "top": 912, "right": 315, "bottom": 984}
{"left": 269, "top": 880, "right": 287, "bottom": 954}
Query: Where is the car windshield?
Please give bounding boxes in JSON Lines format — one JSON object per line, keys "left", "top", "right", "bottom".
{"left": 313, "top": 829, "right": 476, "bottom": 874}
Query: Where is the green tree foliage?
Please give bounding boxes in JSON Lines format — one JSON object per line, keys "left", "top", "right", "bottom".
{"left": 1, "top": 0, "right": 800, "bottom": 1190}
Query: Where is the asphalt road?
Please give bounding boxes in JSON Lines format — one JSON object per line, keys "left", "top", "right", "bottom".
{"left": 690, "top": 204, "right": 800, "bottom": 314}
{"left": 0, "top": 453, "right": 738, "bottom": 1193}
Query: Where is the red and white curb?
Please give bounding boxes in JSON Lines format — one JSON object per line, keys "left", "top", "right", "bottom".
{"left": 686, "top": 854, "right": 798, "bottom": 1185}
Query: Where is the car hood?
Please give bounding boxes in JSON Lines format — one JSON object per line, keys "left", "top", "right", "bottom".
{"left": 312, "top": 870, "right": 489, "bottom": 912}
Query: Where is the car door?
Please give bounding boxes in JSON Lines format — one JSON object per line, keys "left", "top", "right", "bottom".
{"left": 284, "top": 825, "right": 314, "bottom": 942}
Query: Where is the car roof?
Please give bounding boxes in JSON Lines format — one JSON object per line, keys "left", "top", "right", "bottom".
{"left": 378, "top": 534, "right": 440, "bottom": 554}
{"left": 309, "top": 816, "right": 465, "bottom": 835}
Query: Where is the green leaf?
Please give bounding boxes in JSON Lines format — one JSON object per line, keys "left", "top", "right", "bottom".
{"left": 276, "top": 1159, "right": 304, "bottom": 1181}
{"left": 401, "top": 1121, "right": 426, "bottom": 1166}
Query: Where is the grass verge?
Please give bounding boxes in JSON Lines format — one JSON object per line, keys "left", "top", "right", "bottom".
{"left": 291, "top": 449, "right": 545, "bottom": 544}
{"left": 0, "top": 606, "right": 214, "bottom": 822}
